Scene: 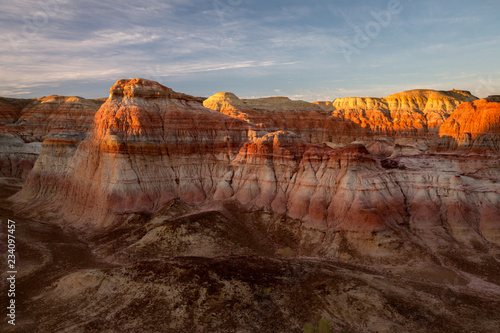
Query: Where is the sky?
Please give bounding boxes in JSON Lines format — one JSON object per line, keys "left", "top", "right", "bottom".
{"left": 1, "top": 0, "right": 500, "bottom": 101}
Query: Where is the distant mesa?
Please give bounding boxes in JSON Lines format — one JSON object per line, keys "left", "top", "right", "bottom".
{"left": 204, "top": 91, "right": 351, "bottom": 143}
{"left": 0, "top": 94, "right": 104, "bottom": 179}
{"left": 331, "top": 89, "right": 477, "bottom": 134}
{"left": 2, "top": 94, "right": 104, "bottom": 141}
{"left": 204, "top": 88, "right": 478, "bottom": 141}
{"left": 486, "top": 95, "right": 500, "bottom": 102}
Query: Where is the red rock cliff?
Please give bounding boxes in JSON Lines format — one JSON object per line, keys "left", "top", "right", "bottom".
{"left": 439, "top": 99, "right": 500, "bottom": 151}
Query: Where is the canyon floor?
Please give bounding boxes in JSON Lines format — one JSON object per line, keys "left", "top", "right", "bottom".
{"left": 2, "top": 178, "right": 500, "bottom": 333}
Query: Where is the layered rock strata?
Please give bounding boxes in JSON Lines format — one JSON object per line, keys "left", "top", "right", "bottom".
{"left": 204, "top": 89, "right": 477, "bottom": 143}
{"left": 439, "top": 98, "right": 500, "bottom": 151}
{"left": 8, "top": 95, "right": 103, "bottom": 141}
{"left": 0, "top": 95, "right": 103, "bottom": 178}
{"left": 0, "top": 97, "right": 30, "bottom": 125}
{"left": 13, "top": 79, "right": 252, "bottom": 230}
{"left": 12, "top": 79, "right": 500, "bottom": 264}
{"left": 0, "top": 133, "right": 40, "bottom": 178}
{"left": 203, "top": 92, "right": 367, "bottom": 143}
{"left": 332, "top": 89, "right": 477, "bottom": 135}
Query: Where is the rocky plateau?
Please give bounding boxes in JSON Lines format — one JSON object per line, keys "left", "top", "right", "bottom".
{"left": 1, "top": 78, "right": 500, "bottom": 332}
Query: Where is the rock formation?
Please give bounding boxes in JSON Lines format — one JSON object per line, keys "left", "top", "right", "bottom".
{"left": 3, "top": 79, "right": 500, "bottom": 332}
{"left": 0, "top": 133, "right": 40, "bottom": 179}
{"left": 9, "top": 79, "right": 500, "bottom": 266}
{"left": 0, "top": 95, "right": 103, "bottom": 178}
{"left": 203, "top": 89, "right": 477, "bottom": 143}
{"left": 486, "top": 95, "right": 500, "bottom": 102}
{"left": 0, "top": 97, "right": 31, "bottom": 125}
{"left": 13, "top": 79, "right": 252, "bottom": 231}
{"left": 8, "top": 95, "right": 103, "bottom": 142}
{"left": 439, "top": 98, "right": 500, "bottom": 151}
{"left": 332, "top": 89, "right": 477, "bottom": 135}
{"left": 203, "top": 92, "right": 344, "bottom": 143}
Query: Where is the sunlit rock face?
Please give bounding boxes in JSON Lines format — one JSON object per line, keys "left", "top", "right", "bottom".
{"left": 203, "top": 92, "right": 365, "bottom": 143}
{"left": 439, "top": 98, "right": 500, "bottom": 151}
{"left": 10, "top": 79, "right": 500, "bottom": 263}
{"left": 332, "top": 89, "right": 477, "bottom": 136}
{"left": 203, "top": 89, "right": 477, "bottom": 144}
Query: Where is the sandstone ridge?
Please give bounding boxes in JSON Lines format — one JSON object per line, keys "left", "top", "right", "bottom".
{"left": 204, "top": 89, "right": 477, "bottom": 143}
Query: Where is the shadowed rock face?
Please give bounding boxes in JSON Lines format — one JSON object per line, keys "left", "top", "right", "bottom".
{"left": 0, "top": 99, "right": 24, "bottom": 126}
{"left": 0, "top": 134, "right": 40, "bottom": 179}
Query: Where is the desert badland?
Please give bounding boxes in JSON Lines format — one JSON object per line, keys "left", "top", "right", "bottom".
{"left": 0, "top": 78, "right": 499, "bottom": 332}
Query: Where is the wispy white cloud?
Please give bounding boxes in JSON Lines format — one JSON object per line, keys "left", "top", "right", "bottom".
{"left": 413, "top": 16, "right": 482, "bottom": 26}
{"left": 147, "top": 60, "right": 299, "bottom": 77}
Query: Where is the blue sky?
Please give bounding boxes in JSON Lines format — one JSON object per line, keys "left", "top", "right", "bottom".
{"left": 1, "top": 0, "right": 499, "bottom": 101}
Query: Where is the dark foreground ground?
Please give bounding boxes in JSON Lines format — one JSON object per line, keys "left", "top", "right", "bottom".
{"left": 1, "top": 178, "right": 500, "bottom": 333}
